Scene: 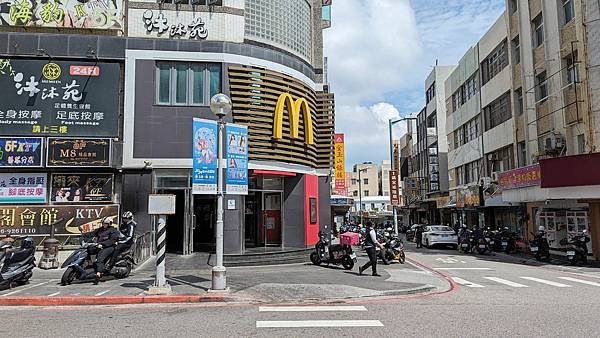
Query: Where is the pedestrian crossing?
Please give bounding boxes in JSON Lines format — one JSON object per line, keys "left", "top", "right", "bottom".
{"left": 450, "top": 275, "right": 600, "bottom": 289}
{"left": 256, "top": 305, "right": 384, "bottom": 329}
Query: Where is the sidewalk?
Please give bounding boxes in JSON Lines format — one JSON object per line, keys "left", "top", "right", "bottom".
{"left": 0, "top": 254, "right": 441, "bottom": 306}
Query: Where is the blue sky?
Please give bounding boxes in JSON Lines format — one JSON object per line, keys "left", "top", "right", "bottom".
{"left": 323, "top": 0, "right": 505, "bottom": 168}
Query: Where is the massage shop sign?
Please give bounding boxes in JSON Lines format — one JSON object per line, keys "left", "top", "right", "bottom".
{"left": 0, "top": 58, "right": 119, "bottom": 137}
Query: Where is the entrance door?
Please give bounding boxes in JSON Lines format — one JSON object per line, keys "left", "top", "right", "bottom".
{"left": 193, "top": 196, "right": 216, "bottom": 252}
{"left": 262, "top": 192, "right": 282, "bottom": 246}
{"left": 244, "top": 191, "right": 262, "bottom": 248}
{"left": 164, "top": 190, "right": 186, "bottom": 254}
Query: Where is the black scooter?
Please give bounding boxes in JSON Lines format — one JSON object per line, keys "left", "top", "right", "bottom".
{"left": 61, "top": 237, "right": 134, "bottom": 285}
{"left": 563, "top": 232, "right": 590, "bottom": 266}
{"left": 0, "top": 237, "right": 35, "bottom": 289}
{"left": 530, "top": 231, "right": 550, "bottom": 261}
{"left": 310, "top": 231, "right": 356, "bottom": 270}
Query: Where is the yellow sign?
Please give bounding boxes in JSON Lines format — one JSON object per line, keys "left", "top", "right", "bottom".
{"left": 42, "top": 62, "right": 61, "bottom": 80}
{"left": 272, "top": 93, "right": 314, "bottom": 145}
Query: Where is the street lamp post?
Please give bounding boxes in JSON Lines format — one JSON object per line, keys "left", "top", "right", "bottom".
{"left": 210, "top": 93, "right": 232, "bottom": 291}
{"left": 357, "top": 168, "right": 367, "bottom": 225}
{"left": 389, "top": 117, "right": 417, "bottom": 236}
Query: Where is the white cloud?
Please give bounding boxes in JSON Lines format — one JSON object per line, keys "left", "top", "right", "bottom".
{"left": 324, "top": 0, "right": 505, "bottom": 167}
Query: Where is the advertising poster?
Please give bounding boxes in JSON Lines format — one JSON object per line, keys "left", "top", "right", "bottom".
{"left": 192, "top": 118, "right": 218, "bottom": 195}
{"left": 0, "top": 58, "right": 119, "bottom": 137}
{"left": 50, "top": 173, "right": 113, "bottom": 203}
{"left": 389, "top": 170, "right": 400, "bottom": 206}
{"left": 334, "top": 133, "right": 347, "bottom": 196}
{"left": 0, "top": 204, "right": 119, "bottom": 236}
{"left": 0, "top": 137, "right": 43, "bottom": 167}
{"left": 0, "top": 173, "right": 46, "bottom": 203}
{"left": 225, "top": 123, "right": 248, "bottom": 195}
{"left": 47, "top": 138, "right": 111, "bottom": 167}
{"left": 0, "top": 0, "right": 124, "bottom": 30}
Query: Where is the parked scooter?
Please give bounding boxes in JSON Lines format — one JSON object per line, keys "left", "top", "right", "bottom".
{"left": 530, "top": 226, "right": 550, "bottom": 262}
{"left": 61, "top": 236, "right": 134, "bottom": 285}
{"left": 310, "top": 231, "right": 356, "bottom": 270}
{"left": 0, "top": 236, "right": 35, "bottom": 289}
{"left": 563, "top": 231, "right": 590, "bottom": 266}
{"left": 458, "top": 226, "right": 472, "bottom": 253}
{"left": 499, "top": 227, "right": 516, "bottom": 253}
{"left": 483, "top": 227, "right": 496, "bottom": 252}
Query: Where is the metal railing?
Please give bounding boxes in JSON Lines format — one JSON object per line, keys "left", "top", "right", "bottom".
{"left": 132, "top": 231, "right": 153, "bottom": 265}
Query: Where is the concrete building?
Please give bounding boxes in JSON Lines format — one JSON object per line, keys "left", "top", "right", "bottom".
{"left": 380, "top": 160, "right": 391, "bottom": 196}
{"left": 349, "top": 162, "right": 379, "bottom": 198}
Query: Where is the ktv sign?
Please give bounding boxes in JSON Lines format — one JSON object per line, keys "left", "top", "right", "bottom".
{"left": 272, "top": 93, "right": 314, "bottom": 145}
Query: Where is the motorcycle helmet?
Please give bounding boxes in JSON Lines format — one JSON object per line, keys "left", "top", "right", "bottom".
{"left": 20, "top": 237, "right": 34, "bottom": 249}
{"left": 102, "top": 216, "right": 113, "bottom": 226}
{"left": 122, "top": 211, "right": 134, "bottom": 221}
{"left": 538, "top": 226, "right": 546, "bottom": 232}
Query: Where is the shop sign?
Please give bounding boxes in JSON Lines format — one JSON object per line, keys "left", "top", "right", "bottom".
{"left": 272, "top": 93, "right": 314, "bottom": 145}
{"left": 0, "top": 173, "right": 46, "bottom": 204}
{"left": 498, "top": 164, "right": 541, "bottom": 190}
{"left": 456, "top": 186, "right": 481, "bottom": 208}
{"left": 0, "top": 137, "right": 43, "bottom": 167}
{"left": 192, "top": 118, "right": 218, "bottom": 194}
{"left": 334, "top": 133, "right": 347, "bottom": 196}
{"left": 0, "top": 0, "right": 124, "bottom": 30}
{"left": 225, "top": 123, "right": 248, "bottom": 195}
{"left": 142, "top": 10, "right": 208, "bottom": 39}
{"left": 0, "top": 204, "right": 119, "bottom": 236}
{"left": 50, "top": 173, "right": 113, "bottom": 203}
{"left": 46, "top": 138, "right": 111, "bottom": 167}
{"left": 389, "top": 170, "right": 400, "bottom": 206}
{"left": 0, "top": 59, "right": 119, "bottom": 137}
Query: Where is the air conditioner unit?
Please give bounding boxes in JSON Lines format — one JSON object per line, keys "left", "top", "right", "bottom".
{"left": 544, "top": 133, "right": 566, "bottom": 151}
{"left": 490, "top": 172, "right": 500, "bottom": 183}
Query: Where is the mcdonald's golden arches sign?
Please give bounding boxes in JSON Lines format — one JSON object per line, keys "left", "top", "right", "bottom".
{"left": 272, "top": 93, "right": 314, "bottom": 145}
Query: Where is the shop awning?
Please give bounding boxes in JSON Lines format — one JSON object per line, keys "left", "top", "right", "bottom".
{"left": 251, "top": 169, "right": 297, "bottom": 177}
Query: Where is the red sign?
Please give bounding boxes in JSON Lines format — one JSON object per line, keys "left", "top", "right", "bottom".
{"left": 70, "top": 65, "right": 101, "bottom": 77}
{"left": 334, "top": 133, "right": 346, "bottom": 196}
{"left": 389, "top": 170, "right": 400, "bottom": 206}
{"left": 498, "top": 164, "right": 541, "bottom": 190}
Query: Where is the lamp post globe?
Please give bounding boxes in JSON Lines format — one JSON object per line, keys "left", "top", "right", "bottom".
{"left": 210, "top": 93, "right": 232, "bottom": 119}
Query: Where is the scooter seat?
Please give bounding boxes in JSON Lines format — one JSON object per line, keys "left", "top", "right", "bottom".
{"left": 5, "top": 247, "right": 34, "bottom": 263}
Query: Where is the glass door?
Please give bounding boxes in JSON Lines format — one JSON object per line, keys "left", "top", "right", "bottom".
{"left": 263, "top": 192, "right": 282, "bottom": 247}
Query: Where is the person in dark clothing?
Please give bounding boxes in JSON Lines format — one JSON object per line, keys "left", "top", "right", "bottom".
{"left": 109, "top": 211, "right": 137, "bottom": 268}
{"left": 358, "top": 221, "right": 386, "bottom": 277}
{"left": 415, "top": 225, "right": 424, "bottom": 248}
{"left": 80, "top": 216, "right": 120, "bottom": 284}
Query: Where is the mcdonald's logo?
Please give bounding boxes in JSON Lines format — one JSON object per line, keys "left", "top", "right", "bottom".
{"left": 272, "top": 93, "right": 314, "bottom": 145}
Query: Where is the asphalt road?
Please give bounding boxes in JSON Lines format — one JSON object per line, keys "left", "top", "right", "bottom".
{"left": 2, "top": 243, "right": 600, "bottom": 338}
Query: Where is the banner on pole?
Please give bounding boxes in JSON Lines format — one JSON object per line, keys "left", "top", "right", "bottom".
{"left": 192, "top": 118, "right": 218, "bottom": 195}
{"left": 389, "top": 170, "right": 400, "bottom": 206}
{"left": 225, "top": 123, "right": 248, "bottom": 195}
{"left": 334, "top": 133, "right": 347, "bottom": 196}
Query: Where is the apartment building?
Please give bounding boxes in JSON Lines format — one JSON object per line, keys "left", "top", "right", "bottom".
{"left": 349, "top": 163, "right": 379, "bottom": 198}
{"left": 380, "top": 160, "right": 391, "bottom": 196}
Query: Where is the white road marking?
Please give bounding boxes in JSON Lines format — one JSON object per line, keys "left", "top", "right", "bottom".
{"left": 484, "top": 277, "right": 528, "bottom": 288}
{"left": 1, "top": 280, "right": 54, "bottom": 297}
{"left": 259, "top": 306, "right": 367, "bottom": 312}
{"left": 451, "top": 277, "right": 484, "bottom": 288}
{"left": 558, "top": 277, "right": 600, "bottom": 287}
{"left": 436, "top": 257, "right": 459, "bottom": 264}
{"left": 436, "top": 268, "right": 493, "bottom": 271}
{"left": 138, "top": 291, "right": 146, "bottom": 296}
{"left": 256, "top": 320, "right": 384, "bottom": 328}
{"left": 406, "top": 261, "right": 432, "bottom": 274}
{"left": 47, "top": 292, "right": 61, "bottom": 297}
{"left": 520, "top": 277, "right": 572, "bottom": 288}
{"left": 95, "top": 290, "right": 110, "bottom": 296}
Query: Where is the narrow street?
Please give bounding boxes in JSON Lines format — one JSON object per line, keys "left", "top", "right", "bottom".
{"left": 2, "top": 243, "right": 599, "bottom": 338}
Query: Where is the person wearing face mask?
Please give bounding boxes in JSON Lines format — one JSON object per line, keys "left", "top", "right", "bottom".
{"left": 79, "top": 216, "right": 119, "bottom": 284}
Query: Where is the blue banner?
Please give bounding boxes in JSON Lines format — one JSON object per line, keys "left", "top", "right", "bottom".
{"left": 192, "top": 118, "right": 218, "bottom": 195}
{"left": 225, "top": 124, "right": 248, "bottom": 195}
{"left": 0, "top": 137, "right": 43, "bottom": 167}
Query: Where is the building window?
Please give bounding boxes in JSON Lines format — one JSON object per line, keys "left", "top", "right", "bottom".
{"left": 565, "top": 53, "right": 579, "bottom": 85}
{"left": 452, "top": 73, "right": 478, "bottom": 112}
{"left": 533, "top": 15, "right": 544, "bottom": 48}
{"left": 515, "top": 88, "right": 524, "bottom": 116}
{"left": 481, "top": 41, "right": 508, "bottom": 85}
{"left": 156, "top": 62, "right": 221, "bottom": 106}
{"left": 465, "top": 160, "right": 480, "bottom": 184}
{"left": 509, "top": 0, "right": 518, "bottom": 14}
{"left": 363, "top": 178, "right": 369, "bottom": 185}
{"left": 517, "top": 141, "right": 527, "bottom": 167}
{"left": 484, "top": 92, "right": 512, "bottom": 130}
{"left": 426, "top": 82, "right": 436, "bottom": 104}
{"left": 512, "top": 36, "right": 520, "bottom": 64}
{"left": 353, "top": 190, "right": 358, "bottom": 197}
{"left": 364, "top": 191, "right": 369, "bottom": 197}
{"left": 577, "top": 134, "right": 585, "bottom": 154}
{"left": 563, "top": 0, "right": 575, "bottom": 25}
{"left": 456, "top": 166, "right": 464, "bottom": 186}
{"left": 536, "top": 72, "right": 548, "bottom": 102}
{"left": 351, "top": 179, "right": 357, "bottom": 185}
{"left": 487, "top": 146, "right": 514, "bottom": 173}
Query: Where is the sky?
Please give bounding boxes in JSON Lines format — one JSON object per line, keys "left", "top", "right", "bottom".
{"left": 323, "top": 0, "right": 506, "bottom": 168}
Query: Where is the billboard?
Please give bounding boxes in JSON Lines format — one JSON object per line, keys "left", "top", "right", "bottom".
{"left": 225, "top": 123, "right": 248, "bottom": 195}
{"left": 50, "top": 173, "right": 113, "bottom": 203}
{"left": 389, "top": 170, "right": 400, "bottom": 206}
{"left": 46, "top": 138, "right": 111, "bottom": 167}
{"left": 0, "top": 58, "right": 120, "bottom": 137}
{"left": 0, "top": 173, "right": 46, "bottom": 204}
{"left": 0, "top": 137, "right": 43, "bottom": 167}
{"left": 0, "top": 0, "right": 123, "bottom": 30}
{"left": 334, "top": 133, "right": 346, "bottom": 196}
{"left": 192, "top": 118, "right": 218, "bottom": 195}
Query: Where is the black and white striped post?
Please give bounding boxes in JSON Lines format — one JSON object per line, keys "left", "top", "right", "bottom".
{"left": 147, "top": 194, "right": 175, "bottom": 295}
{"left": 155, "top": 215, "right": 167, "bottom": 288}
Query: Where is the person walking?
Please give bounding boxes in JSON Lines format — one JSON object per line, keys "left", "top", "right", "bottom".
{"left": 415, "top": 225, "right": 424, "bottom": 248}
{"left": 358, "top": 221, "right": 386, "bottom": 277}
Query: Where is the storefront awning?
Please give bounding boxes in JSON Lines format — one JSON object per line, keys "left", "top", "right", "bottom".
{"left": 251, "top": 170, "right": 297, "bottom": 177}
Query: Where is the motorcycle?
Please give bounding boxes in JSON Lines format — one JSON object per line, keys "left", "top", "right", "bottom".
{"left": 310, "top": 231, "right": 356, "bottom": 270}
{"left": 483, "top": 228, "right": 496, "bottom": 252}
{"left": 458, "top": 228, "right": 472, "bottom": 253}
{"left": 562, "top": 232, "right": 590, "bottom": 266}
{"left": 0, "top": 237, "right": 35, "bottom": 289}
{"left": 530, "top": 231, "right": 550, "bottom": 262}
{"left": 499, "top": 227, "right": 516, "bottom": 253}
{"left": 61, "top": 237, "right": 134, "bottom": 285}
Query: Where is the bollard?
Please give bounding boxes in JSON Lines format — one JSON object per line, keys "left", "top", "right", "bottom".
{"left": 147, "top": 215, "right": 171, "bottom": 295}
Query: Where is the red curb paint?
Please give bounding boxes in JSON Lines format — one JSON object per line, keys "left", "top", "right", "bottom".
{"left": 0, "top": 295, "right": 230, "bottom": 307}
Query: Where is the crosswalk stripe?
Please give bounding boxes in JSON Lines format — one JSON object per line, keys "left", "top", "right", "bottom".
{"left": 452, "top": 277, "right": 484, "bottom": 288}
{"left": 520, "top": 277, "right": 572, "bottom": 287}
{"left": 558, "top": 277, "right": 600, "bottom": 287}
{"left": 484, "top": 277, "right": 528, "bottom": 288}
{"left": 95, "top": 290, "right": 110, "bottom": 296}
{"left": 256, "top": 320, "right": 384, "bottom": 328}
{"left": 259, "top": 306, "right": 367, "bottom": 312}
{"left": 47, "top": 292, "right": 61, "bottom": 297}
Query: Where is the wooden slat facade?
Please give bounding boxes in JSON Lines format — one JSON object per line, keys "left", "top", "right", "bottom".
{"left": 228, "top": 65, "right": 334, "bottom": 169}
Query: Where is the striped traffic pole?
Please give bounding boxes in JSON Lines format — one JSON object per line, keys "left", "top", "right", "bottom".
{"left": 155, "top": 215, "right": 168, "bottom": 288}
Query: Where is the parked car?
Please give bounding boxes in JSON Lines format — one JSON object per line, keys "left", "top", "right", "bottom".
{"left": 421, "top": 225, "right": 459, "bottom": 249}
{"left": 406, "top": 224, "right": 422, "bottom": 242}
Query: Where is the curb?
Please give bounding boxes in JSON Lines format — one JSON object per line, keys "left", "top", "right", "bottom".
{"left": 0, "top": 294, "right": 234, "bottom": 307}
